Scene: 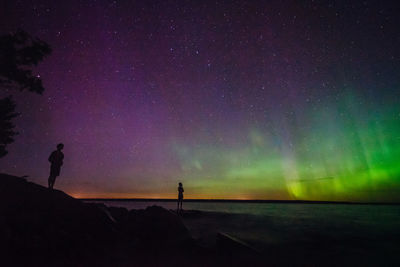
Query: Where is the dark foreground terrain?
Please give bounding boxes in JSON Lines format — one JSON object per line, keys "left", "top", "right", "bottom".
{"left": 2, "top": 173, "right": 399, "bottom": 266}
{"left": 0, "top": 174, "right": 262, "bottom": 266}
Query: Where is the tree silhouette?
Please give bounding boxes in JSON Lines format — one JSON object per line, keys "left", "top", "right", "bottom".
{"left": 0, "top": 97, "right": 19, "bottom": 157}
{"left": 0, "top": 29, "right": 51, "bottom": 157}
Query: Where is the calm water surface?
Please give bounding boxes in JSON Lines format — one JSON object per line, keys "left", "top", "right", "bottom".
{"left": 87, "top": 200, "right": 400, "bottom": 264}
{"left": 87, "top": 200, "right": 400, "bottom": 235}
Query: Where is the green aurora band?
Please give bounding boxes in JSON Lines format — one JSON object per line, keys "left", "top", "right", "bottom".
{"left": 174, "top": 89, "right": 400, "bottom": 202}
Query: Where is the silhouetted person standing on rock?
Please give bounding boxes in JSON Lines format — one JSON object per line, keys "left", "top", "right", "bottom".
{"left": 177, "top": 182, "right": 184, "bottom": 213}
{"left": 48, "top": 143, "right": 64, "bottom": 189}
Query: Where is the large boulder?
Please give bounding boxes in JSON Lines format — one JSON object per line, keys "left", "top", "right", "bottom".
{"left": 0, "top": 173, "right": 200, "bottom": 266}
{"left": 0, "top": 173, "right": 117, "bottom": 264}
{"left": 111, "top": 205, "right": 192, "bottom": 246}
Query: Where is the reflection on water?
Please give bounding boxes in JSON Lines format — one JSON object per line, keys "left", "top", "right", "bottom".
{"left": 86, "top": 200, "right": 400, "bottom": 264}
{"left": 87, "top": 200, "right": 400, "bottom": 236}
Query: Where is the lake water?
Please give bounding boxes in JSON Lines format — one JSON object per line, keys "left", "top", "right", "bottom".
{"left": 87, "top": 200, "right": 400, "bottom": 226}
{"left": 87, "top": 200, "right": 400, "bottom": 264}
{"left": 87, "top": 200, "right": 400, "bottom": 243}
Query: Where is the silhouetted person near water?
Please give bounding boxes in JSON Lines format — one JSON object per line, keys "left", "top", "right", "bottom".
{"left": 48, "top": 143, "right": 64, "bottom": 189}
{"left": 177, "top": 182, "right": 184, "bottom": 213}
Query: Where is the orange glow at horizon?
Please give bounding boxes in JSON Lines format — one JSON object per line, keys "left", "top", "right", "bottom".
{"left": 68, "top": 191, "right": 292, "bottom": 200}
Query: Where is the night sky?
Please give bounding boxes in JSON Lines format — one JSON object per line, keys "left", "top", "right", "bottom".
{"left": 1, "top": 0, "right": 399, "bottom": 201}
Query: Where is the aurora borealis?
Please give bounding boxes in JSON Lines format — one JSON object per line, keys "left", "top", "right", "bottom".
{"left": 1, "top": 0, "right": 399, "bottom": 201}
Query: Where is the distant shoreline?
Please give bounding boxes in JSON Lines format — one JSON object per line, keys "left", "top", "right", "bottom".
{"left": 80, "top": 198, "right": 400, "bottom": 205}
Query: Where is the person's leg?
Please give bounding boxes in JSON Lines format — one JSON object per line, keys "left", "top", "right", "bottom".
{"left": 49, "top": 175, "right": 56, "bottom": 189}
{"left": 52, "top": 176, "right": 57, "bottom": 189}
{"left": 48, "top": 175, "right": 54, "bottom": 189}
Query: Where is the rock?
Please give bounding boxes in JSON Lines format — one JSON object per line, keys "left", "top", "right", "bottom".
{"left": 116, "top": 205, "right": 192, "bottom": 246}
{"left": 0, "top": 173, "right": 116, "bottom": 265}
{"left": 108, "top": 206, "right": 129, "bottom": 223}
{"left": 0, "top": 173, "right": 198, "bottom": 266}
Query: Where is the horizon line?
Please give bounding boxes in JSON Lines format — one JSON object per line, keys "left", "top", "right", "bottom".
{"left": 79, "top": 198, "right": 400, "bottom": 205}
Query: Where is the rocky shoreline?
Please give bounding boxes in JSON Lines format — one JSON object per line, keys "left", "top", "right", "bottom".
{"left": 0, "top": 173, "right": 262, "bottom": 266}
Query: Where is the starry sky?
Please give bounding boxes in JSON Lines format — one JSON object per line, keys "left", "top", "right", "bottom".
{"left": 1, "top": 0, "right": 399, "bottom": 201}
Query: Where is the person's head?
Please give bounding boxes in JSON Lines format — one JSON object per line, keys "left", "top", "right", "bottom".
{"left": 57, "top": 143, "right": 64, "bottom": 150}
{"left": 179, "top": 182, "right": 182, "bottom": 187}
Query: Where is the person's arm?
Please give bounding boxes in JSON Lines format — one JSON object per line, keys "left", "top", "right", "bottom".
{"left": 48, "top": 152, "right": 55, "bottom": 162}
{"left": 60, "top": 153, "right": 64, "bottom": 166}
